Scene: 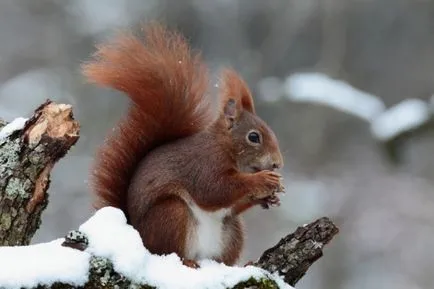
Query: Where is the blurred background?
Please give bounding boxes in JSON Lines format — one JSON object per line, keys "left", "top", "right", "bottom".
{"left": 1, "top": 0, "right": 434, "bottom": 288}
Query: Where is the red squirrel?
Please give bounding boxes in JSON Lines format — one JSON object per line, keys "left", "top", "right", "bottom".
{"left": 82, "top": 24, "right": 284, "bottom": 267}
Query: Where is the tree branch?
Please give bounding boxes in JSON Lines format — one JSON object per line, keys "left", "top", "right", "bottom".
{"left": 0, "top": 100, "right": 79, "bottom": 246}
{"left": 254, "top": 217, "right": 339, "bottom": 286}
{"left": 43, "top": 216, "right": 338, "bottom": 289}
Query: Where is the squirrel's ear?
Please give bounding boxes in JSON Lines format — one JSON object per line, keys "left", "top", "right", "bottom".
{"left": 223, "top": 98, "right": 238, "bottom": 129}
{"left": 220, "top": 68, "right": 256, "bottom": 115}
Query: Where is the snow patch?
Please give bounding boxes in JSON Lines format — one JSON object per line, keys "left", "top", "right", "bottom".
{"left": 0, "top": 239, "right": 90, "bottom": 289}
{"left": 0, "top": 117, "right": 27, "bottom": 140}
{"left": 81, "top": 207, "right": 293, "bottom": 289}
{"left": 370, "top": 99, "right": 431, "bottom": 141}
{"left": 284, "top": 72, "right": 386, "bottom": 121}
{"left": 79, "top": 207, "right": 148, "bottom": 280}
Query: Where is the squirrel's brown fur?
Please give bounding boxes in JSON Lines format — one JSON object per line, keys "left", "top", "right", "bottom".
{"left": 83, "top": 24, "right": 284, "bottom": 266}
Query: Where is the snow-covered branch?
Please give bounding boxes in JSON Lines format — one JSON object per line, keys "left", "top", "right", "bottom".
{"left": 0, "top": 207, "right": 338, "bottom": 289}
{"left": 275, "top": 72, "right": 434, "bottom": 143}
{"left": 284, "top": 72, "right": 385, "bottom": 122}
{"left": 0, "top": 101, "right": 339, "bottom": 289}
{"left": 370, "top": 98, "right": 432, "bottom": 141}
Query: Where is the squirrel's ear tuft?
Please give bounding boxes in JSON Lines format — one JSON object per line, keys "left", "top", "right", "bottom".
{"left": 220, "top": 68, "right": 256, "bottom": 115}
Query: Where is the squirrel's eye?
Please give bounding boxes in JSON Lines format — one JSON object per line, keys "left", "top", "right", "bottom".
{"left": 247, "top": 131, "right": 261, "bottom": 144}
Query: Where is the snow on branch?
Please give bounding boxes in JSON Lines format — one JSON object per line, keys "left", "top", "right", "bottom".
{"left": 370, "top": 98, "right": 431, "bottom": 142}
{"left": 0, "top": 117, "right": 28, "bottom": 140}
{"left": 281, "top": 72, "right": 434, "bottom": 143}
{"left": 0, "top": 101, "right": 339, "bottom": 289}
{"left": 284, "top": 72, "right": 385, "bottom": 122}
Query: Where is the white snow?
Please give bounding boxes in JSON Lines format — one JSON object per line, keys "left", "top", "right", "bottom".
{"left": 284, "top": 72, "right": 386, "bottom": 121}
{"left": 370, "top": 98, "right": 431, "bottom": 141}
{"left": 0, "top": 117, "right": 28, "bottom": 140}
{"left": 0, "top": 207, "right": 292, "bottom": 289}
{"left": 0, "top": 238, "right": 90, "bottom": 289}
{"left": 80, "top": 207, "right": 293, "bottom": 289}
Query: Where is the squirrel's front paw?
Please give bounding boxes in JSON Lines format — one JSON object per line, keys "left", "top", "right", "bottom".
{"left": 252, "top": 170, "right": 284, "bottom": 200}
{"left": 182, "top": 258, "right": 200, "bottom": 269}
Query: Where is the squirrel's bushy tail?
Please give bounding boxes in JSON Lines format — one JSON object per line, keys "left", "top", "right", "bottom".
{"left": 82, "top": 24, "right": 213, "bottom": 214}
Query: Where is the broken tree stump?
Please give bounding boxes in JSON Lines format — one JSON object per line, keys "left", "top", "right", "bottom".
{"left": 0, "top": 100, "right": 79, "bottom": 246}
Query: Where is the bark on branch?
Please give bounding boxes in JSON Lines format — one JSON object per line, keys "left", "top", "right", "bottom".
{"left": 254, "top": 217, "right": 339, "bottom": 286}
{"left": 0, "top": 102, "right": 339, "bottom": 288}
{"left": 0, "top": 100, "right": 79, "bottom": 246}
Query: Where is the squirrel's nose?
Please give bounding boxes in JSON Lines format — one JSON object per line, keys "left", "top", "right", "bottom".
{"left": 262, "top": 152, "right": 284, "bottom": 171}
{"left": 271, "top": 162, "right": 283, "bottom": 170}
{"left": 270, "top": 154, "right": 283, "bottom": 170}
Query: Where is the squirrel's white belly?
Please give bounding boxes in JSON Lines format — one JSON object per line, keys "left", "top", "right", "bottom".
{"left": 186, "top": 204, "right": 230, "bottom": 260}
